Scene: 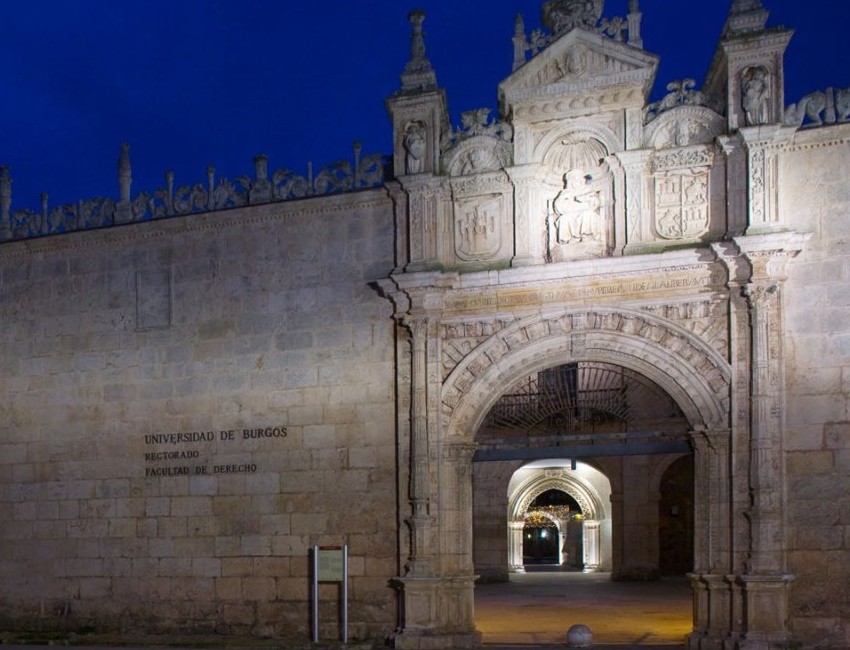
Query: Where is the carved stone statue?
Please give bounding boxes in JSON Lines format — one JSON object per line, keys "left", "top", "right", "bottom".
{"left": 542, "top": 0, "right": 604, "bottom": 34}
{"left": 742, "top": 66, "right": 769, "bottom": 126}
{"left": 550, "top": 169, "right": 603, "bottom": 245}
{"left": 403, "top": 121, "right": 427, "bottom": 175}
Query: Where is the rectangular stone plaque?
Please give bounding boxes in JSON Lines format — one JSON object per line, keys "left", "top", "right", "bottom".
{"left": 136, "top": 268, "right": 172, "bottom": 330}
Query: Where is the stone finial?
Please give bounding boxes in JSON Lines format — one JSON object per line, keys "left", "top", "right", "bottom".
{"left": 115, "top": 143, "right": 133, "bottom": 224}
{"left": 627, "top": 0, "right": 643, "bottom": 48}
{"left": 118, "top": 142, "right": 132, "bottom": 203}
{"left": 724, "top": 0, "right": 769, "bottom": 36}
{"left": 0, "top": 166, "right": 11, "bottom": 240}
{"left": 0, "top": 166, "right": 11, "bottom": 222}
{"left": 400, "top": 9, "right": 437, "bottom": 92}
{"left": 513, "top": 14, "right": 528, "bottom": 71}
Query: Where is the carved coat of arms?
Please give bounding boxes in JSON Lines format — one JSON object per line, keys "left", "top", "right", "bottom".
{"left": 654, "top": 170, "right": 709, "bottom": 240}
{"left": 455, "top": 196, "right": 501, "bottom": 261}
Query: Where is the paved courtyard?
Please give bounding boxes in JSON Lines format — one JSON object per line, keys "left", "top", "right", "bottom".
{"left": 475, "top": 569, "right": 691, "bottom": 647}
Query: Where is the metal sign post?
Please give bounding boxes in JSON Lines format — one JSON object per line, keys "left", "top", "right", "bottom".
{"left": 311, "top": 545, "right": 348, "bottom": 644}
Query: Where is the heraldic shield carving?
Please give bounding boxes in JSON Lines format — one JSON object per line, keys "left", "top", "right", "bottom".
{"left": 455, "top": 195, "right": 502, "bottom": 261}
{"left": 654, "top": 170, "right": 710, "bottom": 240}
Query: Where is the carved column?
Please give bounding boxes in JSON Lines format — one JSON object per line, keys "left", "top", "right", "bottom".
{"left": 743, "top": 282, "right": 784, "bottom": 576}
{"left": 506, "top": 164, "right": 547, "bottom": 267}
{"left": 404, "top": 316, "right": 433, "bottom": 577}
{"left": 394, "top": 314, "right": 441, "bottom": 650}
{"left": 688, "top": 429, "right": 733, "bottom": 650}
{"left": 732, "top": 233, "right": 808, "bottom": 649}
{"left": 582, "top": 520, "right": 601, "bottom": 571}
{"left": 508, "top": 520, "right": 525, "bottom": 573}
{"left": 738, "top": 280, "right": 795, "bottom": 649}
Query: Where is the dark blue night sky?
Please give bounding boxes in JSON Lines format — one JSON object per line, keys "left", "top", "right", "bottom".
{"left": 1, "top": 0, "right": 848, "bottom": 211}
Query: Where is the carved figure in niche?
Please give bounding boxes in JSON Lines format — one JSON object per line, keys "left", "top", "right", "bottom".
{"left": 403, "top": 121, "right": 427, "bottom": 174}
{"left": 550, "top": 169, "right": 603, "bottom": 245}
{"left": 742, "top": 66, "right": 769, "bottom": 126}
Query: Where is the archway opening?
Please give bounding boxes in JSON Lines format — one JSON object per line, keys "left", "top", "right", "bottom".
{"left": 472, "top": 361, "right": 694, "bottom": 644}
{"left": 522, "top": 489, "right": 582, "bottom": 567}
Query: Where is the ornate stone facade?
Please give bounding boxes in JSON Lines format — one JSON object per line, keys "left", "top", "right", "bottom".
{"left": 0, "top": 2, "right": 849, "bottom": 650}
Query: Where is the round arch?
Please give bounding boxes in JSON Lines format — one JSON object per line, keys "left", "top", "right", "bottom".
{"left": 442, "top": 308, "right": 730, "bottom": 440}
{"left": 502, "top": 462, "right": 613, "bottom": 573}
{"left": 533, "top": 123, "right": 621, "bottom": 164}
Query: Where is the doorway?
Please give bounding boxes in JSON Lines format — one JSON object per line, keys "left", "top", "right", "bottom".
{"left": 471, "top": 361, "right": 695, "bottom": 642}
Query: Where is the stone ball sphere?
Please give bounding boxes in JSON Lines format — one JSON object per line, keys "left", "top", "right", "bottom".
{"left": 566, "top": 623, "right": 593, "bottom": 648}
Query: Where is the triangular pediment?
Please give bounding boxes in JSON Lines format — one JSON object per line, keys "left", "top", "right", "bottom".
{"left": 500, "top": 28, "right": 658, "bottom": 108}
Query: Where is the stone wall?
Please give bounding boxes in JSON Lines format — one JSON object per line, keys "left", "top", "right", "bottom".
{"left": 781, "top": 124, "right": 850, "bottom": 648}
{"left": 0, "top": 190, "right": 399, "bottom": 642}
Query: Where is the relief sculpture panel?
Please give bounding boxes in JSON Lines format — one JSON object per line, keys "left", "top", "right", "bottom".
{"left": 654, "top": 169, "right": 710, "bottom": 241}
{"left": 454, "top": 194, "right": 502, "bottom": 261}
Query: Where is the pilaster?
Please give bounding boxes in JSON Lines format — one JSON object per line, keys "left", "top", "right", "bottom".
{"left": 718, "top": 135, "right": 748, "bottom": 237}
{"left": 507, "top": 520, "right": 525, "bottom": 573}
{"left": 738, "top": 126, "right": 794, "bottom": 235}
{"left": 398, "top": 175, "right": 450, "bottom": 272}
{"left": 582, "top": 520, "right": 601, "bottom": 571}
{"left": 402, "top": 315, "right": 435, "bottom": 577}
{"left": 505, "top": 164, "right": 547, "bottom": 267}
{"left": 615, "top": 149, "right": 653, "bottom": 252}
{"left": 688, "top": 574, "right": 731, "bottom": 650}
{"left": 729, "top": 232, "right": 808, "bottom": 648}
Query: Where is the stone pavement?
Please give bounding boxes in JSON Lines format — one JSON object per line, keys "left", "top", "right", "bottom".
{"left": 0, "top": 571, "right": 690, "bottom": 650}
{"left": 475, "top": 569, "right": 691, "bottom": 647}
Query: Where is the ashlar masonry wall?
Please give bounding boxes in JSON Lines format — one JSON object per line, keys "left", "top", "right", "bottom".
{"left": 0, "top": 189, "right": 399, "bottom": 641}
{"left": 781, "top": 124, "right": 850, "bottom": 648}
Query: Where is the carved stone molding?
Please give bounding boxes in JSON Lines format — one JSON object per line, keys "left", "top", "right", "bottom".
{"left": 441, "top": 308, "right": 732, "bottom": 435}
{"left": 652, "top": 144, "right": 715, "bottom": 172}
{"left": 513, "top": 474, "right": 603, "bottom": 522}
{"left": 644, "top": 105, "right": 725, "bottom": 149}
